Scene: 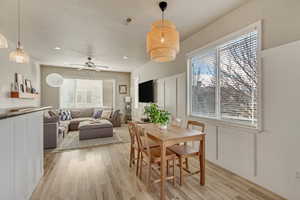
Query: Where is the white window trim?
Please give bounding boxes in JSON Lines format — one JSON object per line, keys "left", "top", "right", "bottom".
{"left": 59, "top": 78, "right": 116, "bottom": 109}
{"left": 186, "top": 21, "right": 263, "bottom": 132}
{"left": 134, "top": 77, "right": 139, "bottom": 109}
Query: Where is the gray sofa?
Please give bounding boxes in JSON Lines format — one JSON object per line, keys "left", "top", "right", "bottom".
{"left": 65, "top": 108, "right": 121, "bottom": 131}
{"left": 43, "top": 114, "right": 63, "bottom": 149}
{"left": 45, "top": 107, "right": 121, "bottom": 132}
{"left": 43, "top": 108, "right": 121, "bottom": 148}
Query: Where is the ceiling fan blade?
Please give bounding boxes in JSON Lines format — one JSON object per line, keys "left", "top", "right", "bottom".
{"left": 95, "top": 65, "right": 109, "bottom": 69}
{"left": 70, "top": 64, "right": 87, "bottom": 67}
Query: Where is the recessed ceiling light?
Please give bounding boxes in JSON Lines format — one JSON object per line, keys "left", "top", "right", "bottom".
{"left": 54, "top": 47, "right": 61, "bottom": 50}
{"left": 123, "top": 56, "right": 128, "bottom": 59}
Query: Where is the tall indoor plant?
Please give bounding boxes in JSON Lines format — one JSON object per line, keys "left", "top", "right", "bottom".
{"left": 144, "top": 104, "right": 171, "bottom": 129}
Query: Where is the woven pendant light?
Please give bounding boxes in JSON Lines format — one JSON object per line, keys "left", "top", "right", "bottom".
{"left": 147, "top": 1, "right": 179, "bottom": 62}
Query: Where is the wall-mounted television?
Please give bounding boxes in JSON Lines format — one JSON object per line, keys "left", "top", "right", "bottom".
{"left": 139, "top": 80, "right": 154, "bottom": 103}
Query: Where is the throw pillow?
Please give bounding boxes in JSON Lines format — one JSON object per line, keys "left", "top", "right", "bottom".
{"left": 48, "top": 110, "right": 58, "bottom": 117}
{"left": 59, "top": 110, "right": 72, "bottom": 121}
{"left": 101, "top": 110, "right": 112, "bottom": 119}
{"left": 93, "top": 110, "right": 103, "bottom": 119}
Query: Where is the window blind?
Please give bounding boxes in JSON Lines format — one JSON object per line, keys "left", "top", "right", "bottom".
{"left": 191, "top": 50, "right": 217, "bottom": 117}
{"left": 219, "top": 31, "right": 258, "bottom": 125}
{"left": 60, "top": 79, "right": 103, "bottom": 108}
{"left": 189, "top": 29, "right": 259, "bottom": 127}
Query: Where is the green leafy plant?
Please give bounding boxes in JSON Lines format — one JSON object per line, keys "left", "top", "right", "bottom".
{"left": 144, "top": 104, "right": 171, "bottom": 125}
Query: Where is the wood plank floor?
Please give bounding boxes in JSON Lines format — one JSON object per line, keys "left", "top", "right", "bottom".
{"left": 31, "top": 142, "right": 285, "bottom": 200}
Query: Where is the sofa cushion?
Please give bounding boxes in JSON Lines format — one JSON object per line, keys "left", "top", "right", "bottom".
{"left": 59, "top": 110, "right": 72, "bottom": 121}
{"left": 93, "top": 109, "right": 103, "bottom": 119}
{"left": 44, "top": 115, "right": 59, "bottom": 124}
{"left": 69, "top": 117, "right": 93, "bottom": 131}
{"left": 71, "top": 108, "right": 94, "bottom": 118}
{"left": 48, "top": 110, "right": 58, "bottom": 117}
{"left": 79, "top": 120, "right": 112, "bottom": 130}
{"left": 101, "top": 110, "right": 112, "bottom": 119}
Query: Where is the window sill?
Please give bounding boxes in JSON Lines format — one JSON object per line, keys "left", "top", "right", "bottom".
{"left": 187, "top": 114, "right": 263, "bottom": 134}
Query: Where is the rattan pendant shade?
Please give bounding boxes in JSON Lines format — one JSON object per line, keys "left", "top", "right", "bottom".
{"left": 147, "top": 1, "right": 180, "bottom": 62}
{"left": 147, "top": 20, "right": 179, "bottom": 62}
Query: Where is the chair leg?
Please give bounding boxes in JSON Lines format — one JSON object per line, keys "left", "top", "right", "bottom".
{"left": 147, "top": 162, "right": 152, "bottom": 188}
{"left": 139, "top": 153, "right": 143, "bottom": 179}
{"left": 167, "top": 160, "right": 169, "bottom": 176}
{"left": 132, "top": 148, "right": 136, "bottom": 165}
{"left": 136, "top": 151, "right": 140, "bottom": 176}
{"left": 185, "top": 157, "right": 189, "bottom": 170}
{"left": 129, "top": 146, "right": 133, "bottom": 168}
{"left": 172, "top": 159, "right": 175, "bottom": 186}
{"left": 200, "top": 153, "right": 204, "bottom": 185}
{"left": 179, "top": 157, "right": 183, "bottom": 186}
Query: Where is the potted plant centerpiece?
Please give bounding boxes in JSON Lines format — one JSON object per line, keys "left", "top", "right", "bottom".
{"left": 144, "top": 104, "right": 171, "bottom": 130}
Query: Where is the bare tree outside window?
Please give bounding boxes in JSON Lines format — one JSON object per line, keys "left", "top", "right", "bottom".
{"left": 190, "top": 30, "right": 258, "bottom": 126}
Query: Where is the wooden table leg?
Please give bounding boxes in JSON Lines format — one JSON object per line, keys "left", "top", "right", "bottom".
{"left": 200, "top": 136, "right": 205, "bottom": 185}
{"left": 160, "top": 143, "right": 166, "bottom": 200}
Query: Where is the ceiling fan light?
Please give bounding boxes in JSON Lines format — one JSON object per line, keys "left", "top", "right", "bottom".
{"left": 9, "top": 46, "right": 30, "bottom": 64}
{"left": 0, "top": 33, "right": 8, "bottom": 49}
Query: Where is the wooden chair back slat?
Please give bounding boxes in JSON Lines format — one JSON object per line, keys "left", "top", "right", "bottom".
{"left": 186, "top": 120, "right": 205, "bottom": 150}
{"left": 135, "top": 125, "right": 151, "bottom": 156}
{"left": 187, "top": 120, "right": 205, "bottom": 133}
{"left": 128, "top": 121, "right": 136, "bottom": 144}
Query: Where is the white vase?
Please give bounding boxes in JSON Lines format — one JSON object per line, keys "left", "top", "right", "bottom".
{"left": 159, "top": 124, "right": 168, "bottom": 130}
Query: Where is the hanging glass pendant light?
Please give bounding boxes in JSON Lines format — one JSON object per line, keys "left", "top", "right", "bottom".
{"left": 10, "top": 0, "right": 30, "bottom": 64}
{"left": 0, "top": 33, "right": 8, "bottom": 49}
{"left": 147, "top": 1, "right": 179, "bottom": 62}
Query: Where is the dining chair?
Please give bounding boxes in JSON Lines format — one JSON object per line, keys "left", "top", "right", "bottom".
{"left": 128, "top": 121, "right": 159, "bottom": 176}
{"left": 171, "top": 117, "right": 183, "bottom": 128}
{"left": 168, "top": 120, "right": 205, "bottom": 185}
{"left": 135, "top": 125, "right": 177, "bottom": 188}
{"left": 128, "top": 121, "right": 138, "bottom": 169}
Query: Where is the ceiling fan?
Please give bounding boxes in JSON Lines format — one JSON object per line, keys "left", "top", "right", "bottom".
{"left": 70, "top": 57, "right": 109, "bottom": 71}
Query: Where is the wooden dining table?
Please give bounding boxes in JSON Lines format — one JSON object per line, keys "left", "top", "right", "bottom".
{"left": 137, "top": 123, "right": 206, "bottom": 200}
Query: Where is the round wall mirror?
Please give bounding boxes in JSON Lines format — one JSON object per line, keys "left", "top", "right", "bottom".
{"left": 46, "top": 73, "right": 64, "bottom": 88}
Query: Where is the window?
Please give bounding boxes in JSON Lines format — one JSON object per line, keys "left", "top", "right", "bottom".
{"left": 188, "top": 24, "right": 261, "bottom": 128}
{"left": 60, "top": 79, "right": 103, "bottom": 108}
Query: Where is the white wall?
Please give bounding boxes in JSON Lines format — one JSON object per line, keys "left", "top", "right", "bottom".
{"left": 0, "top": 38, "right": 40, "bottom": 109}
{"left": 131, "top": 0, "right": 300, "bottom": 199}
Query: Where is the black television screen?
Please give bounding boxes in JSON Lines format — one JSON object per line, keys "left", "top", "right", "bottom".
{"left": 139, "top": 80, "right": 154, "bottom": 103}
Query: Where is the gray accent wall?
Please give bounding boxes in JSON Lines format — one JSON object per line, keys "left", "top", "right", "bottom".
{"left": 40, "top": 65, "right": 130, "bottom": 114}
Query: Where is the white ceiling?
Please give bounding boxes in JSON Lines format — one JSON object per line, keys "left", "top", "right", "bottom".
{"left": 0, "top": 0, "right": 249, "bottom": 72}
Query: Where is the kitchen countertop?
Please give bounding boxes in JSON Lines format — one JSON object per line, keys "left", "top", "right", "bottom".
{"left": 0, "top": 106, "right": 52, "bottom": 120}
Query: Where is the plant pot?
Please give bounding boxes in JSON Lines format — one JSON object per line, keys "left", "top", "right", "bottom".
{"left": 159, "top": 124, "right": 168, "bottom": 130}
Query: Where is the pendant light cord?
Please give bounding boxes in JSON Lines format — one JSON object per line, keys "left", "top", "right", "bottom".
{"left": 17, "top": 0, "right": 21, "bottom": 47}
{"left": 162, "top": 10, "right": 164, "bottom": 26}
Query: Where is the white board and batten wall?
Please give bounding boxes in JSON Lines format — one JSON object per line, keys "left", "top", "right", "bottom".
{"left": 0, "top": 111, "right": 44, "bottom": 200}
{"left": 132, "top": 40, "right": 300, "bottom": 200}
{"left": 156, "top": 73, "right": 186, "bottom": 121}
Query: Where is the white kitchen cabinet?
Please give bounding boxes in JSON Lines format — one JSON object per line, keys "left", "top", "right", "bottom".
{"left": 0, "top": 118, "right": 14, "bottom": 200}
{"left": 0, "top": 111, "right": 44, "bottom": 200}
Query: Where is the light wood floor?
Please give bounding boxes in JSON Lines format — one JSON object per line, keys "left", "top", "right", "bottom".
{"left": 31, "top": 142, "right": 285, "bottom": 200}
